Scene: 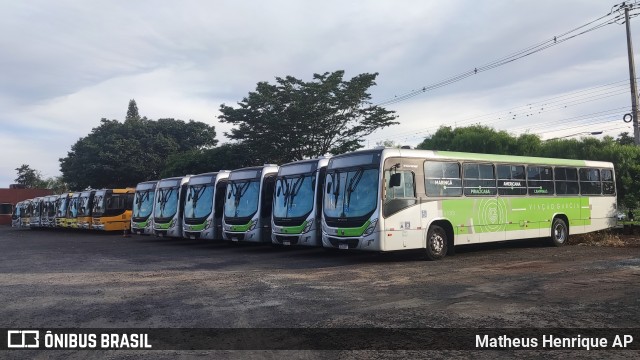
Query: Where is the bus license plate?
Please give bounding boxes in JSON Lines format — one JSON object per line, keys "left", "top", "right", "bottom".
{"left": 283, "top": 240, "right": 290, "bottom": 246}
{"left": 339, "top": 243, "right": 348, "bottom": 250}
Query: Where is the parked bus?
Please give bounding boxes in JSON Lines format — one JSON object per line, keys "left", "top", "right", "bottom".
{"left": 43, "top": 195, "right": 58, "bottom": 227}
{"left": 271, "top": 157, "right": 329, "bottom": 247}
{"left": 11, "top": 201, "right": 23, "bottom": 228}
{"left": 222, "top": 165, "right": 279, "bottom": 243}
{"left": 131, "top": 181, "right": 158, "bottom": 235}
{"left": 153, "top": 176, "right": 191, "bottom": 238}
{"left": 21, "top": 199, "right": 33, "bottom": 228}
{"left": 29, "top": 197, "right": 44, "bottom": 228}
{"left": 67, "top": 192, "right": 81, "bottom": 228}
{"left": 77, "top": 190, "right": 96, "bottom": 229}
{"left": 182, "top": 171, "right": 231, "bottom": 240}
{"left": 91, "top": 189, "right": 135, "bottom": 231}
{"left": 321, "top": 148, "right": 617, "bottom": 260}
{"left": 55, "top": 193, "right": 72, "bottom": 228}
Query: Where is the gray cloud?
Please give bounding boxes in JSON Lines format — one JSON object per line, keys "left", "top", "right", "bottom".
{"left": 0, "top": 0, "right": 635, "bottom": 187}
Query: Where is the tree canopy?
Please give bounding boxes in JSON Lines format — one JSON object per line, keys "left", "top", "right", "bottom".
{"left": 218, "top": 70, "right": 398, "bottom": 164}
{"left": 418, "top": 125, "right": 640, "bottom": 209}
{"left": 14, "top": 164, "right": 45, "bottom": 188}
{"left": 59, "top": 101, "right": 217, "bottom": 189}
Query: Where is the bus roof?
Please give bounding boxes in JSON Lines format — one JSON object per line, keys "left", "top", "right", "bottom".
{"left": 330, "top": 148, "right": 613, "bottom": 168}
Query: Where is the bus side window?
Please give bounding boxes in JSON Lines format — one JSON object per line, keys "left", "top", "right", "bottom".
{"left": 424, "top": 161, "right": 462, "bottom": 197}
{"left": 497, "top": 164, "right": 526, "bottom": 196}
{"left": 579, "top": 168, "right": 601, "bottom": 195}
{"left": 463, "top": 163, "right": 496, "bottom": 196}
{"left": 555, "top": 167, "right": 579, "bottom": 195}
{"left": 601, "top": 169, "right": 615, "bottom": 195}
{"left": 527, "top": 166, "right": 554, "bottom": 195}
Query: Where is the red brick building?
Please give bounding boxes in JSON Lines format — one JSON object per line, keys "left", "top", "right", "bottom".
{"left": 0, "top": 186, "right": 54, "bottom": 225}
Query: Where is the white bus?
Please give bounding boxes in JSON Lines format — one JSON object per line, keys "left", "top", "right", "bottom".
{"left": 182, "top": 171, "right": 230, "bottom": 240}
{"left": 153, "top": 176, "right": 191, "bottom": 238}
{"left": 11, "top": 201, "right": 24, "bottom": 228}
{"left": 322, "top": 148, "right": 617, "bottom": 260}
{"left": 271, "top": 157, "right": 329, "bottom": 247}
{"left": 131, "top": 181, "right": 158, "bottom": 235}
{"left": 222, "top": 165, "right": 279, "bottom": 243}
{"left": 42, "top": 195, "right": 58, "bottom": 227}
{"left": 29, "top": 197, "right": 44, "bottom": 228}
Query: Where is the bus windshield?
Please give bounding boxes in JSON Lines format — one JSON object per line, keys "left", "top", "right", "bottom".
{"left": 133, "top": 189, "right": 155, "bottom": 218}
{"left": 324, "top": 168, "right": 379, "bottom": 218}
{"left": 155, "top": 186, "right": 179, "bottom": 219}
{"left": 224, "top": 180, "right": 260, "bottom": 218}
{"left": 77, "top": 194, "right": 91, "bottom": 216}
{"left": 92, "top": 191, "right": 106, "bottom": 216}
{"left": 184, "top": 184, "right": 214, "bottom": 219}
{"left": 56, "top": 198, "right": 68, "bottom": 217}
{"left": 273, "top": 173, "right": 315, "bottom": 218}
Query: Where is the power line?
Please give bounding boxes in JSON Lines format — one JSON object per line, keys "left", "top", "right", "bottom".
{"left": 369, "top": 79, "right": 635, "bottom": 143}
{"left": 372, "top": 1, "right": 640, "bottom": 109}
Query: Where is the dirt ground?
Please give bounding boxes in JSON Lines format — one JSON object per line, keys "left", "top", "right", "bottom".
{"left": 0, "top": 226, "right": 639, "bottom": 359}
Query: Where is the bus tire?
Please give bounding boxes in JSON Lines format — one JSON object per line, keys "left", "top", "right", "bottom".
{"left": 550, "top": 217, "right": 568, "bottom": 247}
{"left": 425, "top": 225, "right": 447, "bottom": 261}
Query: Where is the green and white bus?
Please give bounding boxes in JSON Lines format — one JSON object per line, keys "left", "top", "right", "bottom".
{"left": 271, "top": 157, "right": 329, "bottom": 247}
{"left": 131, "top": 181, "right": 158, "bottom": 235}
{"left": 222, "top": 165, "right": 279, "bottom": 243}
{"left": 322, "top": 148, "right": 617, "bottom": 260}
{"left": 154, "top": 176, "right": 191, "bottom": 238}
{"left": 182, "top": 171, "right": 230, "bottom": 240}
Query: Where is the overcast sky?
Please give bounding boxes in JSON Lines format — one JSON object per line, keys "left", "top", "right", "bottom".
{"left": 1, "top": 0, "right": 637, "bottom": 187}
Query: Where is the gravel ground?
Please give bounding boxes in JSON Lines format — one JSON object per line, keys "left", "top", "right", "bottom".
{"left": 1, "top": 226, "right": 639, "bottom": 359}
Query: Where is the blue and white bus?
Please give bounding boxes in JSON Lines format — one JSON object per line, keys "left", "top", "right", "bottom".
{"left": 271, "top": 157, "right": 329, "bottom": 247}
{"left": 131, "top": 180, "right": 158, "bottom": 235}
{"left": 183, "top": 171, "right": 230, "bottom": 240}
{"left": 222, "top": 165, "right": 279, "bottom": 243}
{"left": 153, "top": 176, "right": 191, "bottom": 238}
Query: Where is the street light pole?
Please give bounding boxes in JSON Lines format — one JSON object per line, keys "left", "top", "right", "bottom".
{"left": 625, "top": 5, "right": 640, "bottom": 146}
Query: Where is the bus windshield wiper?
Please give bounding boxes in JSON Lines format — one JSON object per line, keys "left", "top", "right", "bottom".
{"left": 343, "top": 168, "right": 364, "bottom": 215}
{"left": 286, "top": 175, "right": 305, "bottom": 208}
{"left": 232, "top": 182, "right": 251, "bottom": 217}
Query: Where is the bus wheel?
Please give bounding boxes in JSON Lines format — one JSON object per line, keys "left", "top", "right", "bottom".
{"left": 425, "top": 225, "right": 447, "bottom": 261}
{"left": 550, "top": 217, "right": 568, "bottom": 247}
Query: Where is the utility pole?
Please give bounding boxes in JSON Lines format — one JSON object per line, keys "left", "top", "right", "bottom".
{"left": 624, "top": 5, "right": 640, "bottom": 145}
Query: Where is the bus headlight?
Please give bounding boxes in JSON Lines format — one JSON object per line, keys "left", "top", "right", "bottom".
{"left": 170, "top": 218, "right": 176, "bottom": 228}
{"left": 363, "top": 219, "right": 378, "bottom": 237}
{"left": 303, "top": 219, "right": 314, "bottom": 233}
{"left": 248, "top": 220, "right": 256, "bottom": 231}
{"left": 205, "top": 219, "right": 212, "bottom": 230}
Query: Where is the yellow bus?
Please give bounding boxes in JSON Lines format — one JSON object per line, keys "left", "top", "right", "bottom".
{"left": 92, "top": 188, "right": 135, "bottom": 231}
{"left": 77, "top": 190, "right": 96, "bottom": 230}
{"left": 55, "top": 193, "right": 72, "bottom": 228}
{"left": 67, "top": 192, "right": 81, "bottom": 229}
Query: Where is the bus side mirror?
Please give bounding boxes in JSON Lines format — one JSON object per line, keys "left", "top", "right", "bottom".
{"left": 227, "top": 191, "right": 232, "bottom": 199}
{"left": 326, "top": 182, "right": 332, "bottom": 194}
{"left": 389, "top": 173, "right": 401, "bottom": 188}
{"left": 277, "top": 186, "right": 281, "bottom": 197}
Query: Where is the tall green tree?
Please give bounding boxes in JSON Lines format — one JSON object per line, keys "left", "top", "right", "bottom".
{"left": 218, "top": 70, "right": 398, "bottom": 164}
{"left": 126, "top": 99, "right": 141, "bottom": 121}
{"left": 60, "top": 103, "right": 217, "bottom": 189}
{"left": 14, "top": 164, "right": 46, "bottom": 188}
